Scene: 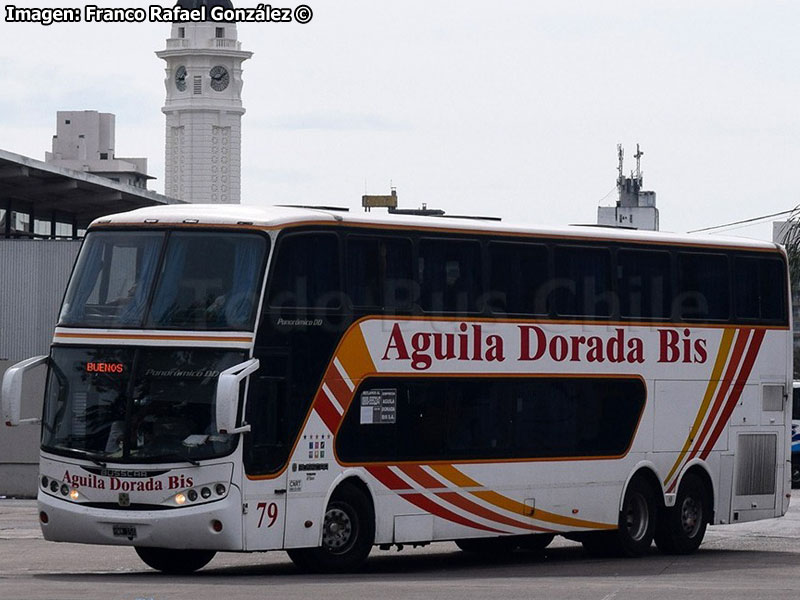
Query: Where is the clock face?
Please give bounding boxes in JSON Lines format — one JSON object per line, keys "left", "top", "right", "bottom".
{"left": 210, "top": 66, "right": 230, "bottom": 91}
{"left": 175, "top": 66, "right": 187, "bottom": 91}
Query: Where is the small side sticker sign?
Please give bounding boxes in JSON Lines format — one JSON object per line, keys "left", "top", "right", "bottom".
{"left": 360, "top": 389, "right": 397, "bottom": 424}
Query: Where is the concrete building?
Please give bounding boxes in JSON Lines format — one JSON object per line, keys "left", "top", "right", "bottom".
{"left": 598, "top": 144, "right": 659, "bottom": 231}
{"left": 156, "top": 0, "right": 252, "bottom": 203}
{"left": 0, "top": 148, "right": 178, "bottom": 497}
{"left": 45, "top": 110, "right": 153, "bottom": 190}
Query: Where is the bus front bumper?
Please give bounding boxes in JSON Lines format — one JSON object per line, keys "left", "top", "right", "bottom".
{"left": 37, "top": 487, "right": 244, "bottom": 551}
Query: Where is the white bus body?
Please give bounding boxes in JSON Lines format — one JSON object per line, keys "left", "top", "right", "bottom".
{"left": 2, "top": 205, "right": 792, "bottom": 572}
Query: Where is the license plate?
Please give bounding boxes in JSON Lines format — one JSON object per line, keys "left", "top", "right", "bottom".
{"left": 113, "top": 525, "right": 137, "bottom": 539}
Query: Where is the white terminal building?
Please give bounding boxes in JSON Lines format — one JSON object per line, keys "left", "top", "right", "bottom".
{"left": 157, "top": 0, "right": 252, "bottom": 204}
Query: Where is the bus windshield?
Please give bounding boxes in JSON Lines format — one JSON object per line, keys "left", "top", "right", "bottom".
{"left": 59, "top": 230, "right": 268, "bottom": 330}
{"left": 41, "top": 346, "right": 245, "bottom": 463}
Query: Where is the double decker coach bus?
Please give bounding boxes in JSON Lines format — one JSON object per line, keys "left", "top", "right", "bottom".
{"left": 1, "top": 204, "right": 792, "bottom": 573}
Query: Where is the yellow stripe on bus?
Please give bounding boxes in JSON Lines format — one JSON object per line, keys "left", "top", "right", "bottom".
{"left": 662, "top": 327, "right": 736, "bottom": 486}
{"left": 338, "top": 325, "right": 376, "bottom": 382}
{"left": 431, "top": 464, "right": 614, "bottom": 530}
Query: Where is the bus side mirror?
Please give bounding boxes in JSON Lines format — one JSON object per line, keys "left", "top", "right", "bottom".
{"left": 215, "top": 358, "right": 259, "bottom": 435}
{"left": 1, "top": 355, "right": 48, "bottom": 427}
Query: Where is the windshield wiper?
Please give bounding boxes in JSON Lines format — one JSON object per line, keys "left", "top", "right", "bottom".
{"left": 159, "top": 453, "right": 200, "bottom": 467}
{"left": 63, "top": 448, "right": 108, "bottom": 468}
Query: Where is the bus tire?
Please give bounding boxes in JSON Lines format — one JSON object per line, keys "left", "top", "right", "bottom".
{"left": 654, "top": 472, "right": 709, "bottom": 555}
{"left": 287, "top": 482, "right": 375, "bottom": 573}
{"left": 615, "top": 476, "right": 657, "bottom": 557}
{"left": 134, "top": 547, "right": 215, "bottom": 574}
{"left": 516, "top": 533, "right": 555, "bottom": 552}
{"left": 455, "top": 536, "right": 518, "bottom": 555}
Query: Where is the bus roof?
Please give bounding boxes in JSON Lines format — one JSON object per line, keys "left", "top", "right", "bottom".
{"left": 89, "top": 204, "right": 782, "bottom": 252}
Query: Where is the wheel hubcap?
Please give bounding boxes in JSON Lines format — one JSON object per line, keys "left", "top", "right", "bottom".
{"left": 680, "top": 496, "right": 702, "bottom": 537}
{"left": 624, "top": 493, "right": 649, "bottom": 541}
{"left": 322, "top": 507, "right": 355, "bottom": 554}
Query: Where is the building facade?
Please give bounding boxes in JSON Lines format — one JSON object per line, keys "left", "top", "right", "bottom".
{"left": 156, "top": 0, "right": 252, "bottom": 203}
{"left": 45, "top": 111, "right": 153, "bottom": 189}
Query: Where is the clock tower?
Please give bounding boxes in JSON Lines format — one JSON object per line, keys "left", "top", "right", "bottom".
{"left": 156, "top": 0, "right": 252, "bottom": 203}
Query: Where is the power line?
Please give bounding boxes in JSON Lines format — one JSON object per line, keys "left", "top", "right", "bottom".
{"left": 687, "top": 208, "right": 798, "bottom": 234}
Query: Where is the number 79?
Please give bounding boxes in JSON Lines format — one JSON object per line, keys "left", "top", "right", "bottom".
{"left": 257, "top": 502, "right": 278, "bottom": 528}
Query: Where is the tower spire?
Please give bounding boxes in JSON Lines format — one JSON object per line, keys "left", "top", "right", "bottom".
{"left": 156, "top": 2, "right": 252, "bottom": 203}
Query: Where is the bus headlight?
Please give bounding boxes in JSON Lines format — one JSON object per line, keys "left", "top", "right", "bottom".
{"left": 174, "top": 493, "right": 187, "bottom": 505}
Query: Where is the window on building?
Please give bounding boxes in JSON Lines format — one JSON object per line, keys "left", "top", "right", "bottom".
{"left": 178, "top": 27, "right": 185, "bottom": 38}
{"left": 34, "top": 219, "right": 52, "bottom": 238}
{"left": 65, "top": 119, "right": 71, "bottom": 124}
{"left": 216, "top": 27, "right": 225, "bottom": 38}
{"left": 10, "top": 211, "right": 30, "bottom": 235}
{"left": 193, "top": 75, "right": 202, "bottom": 94}
{"left": 100, "top": 153, "right": 108, "bottom": 160}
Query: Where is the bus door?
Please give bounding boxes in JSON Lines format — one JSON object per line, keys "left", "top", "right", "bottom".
{"left": 241, "top": 347, "right": 291, "bottom": 550}
{"left": 729, "top": 382, "right": 787, "bottom": 521}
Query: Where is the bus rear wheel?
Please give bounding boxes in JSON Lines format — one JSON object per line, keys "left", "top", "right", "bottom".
{"left": 287, "top": 483, "right": 375, "bottom": 573}
{"left": 134, "top": 547, "right": 216, "bottom": 574}
{"left": 584, "top": 477, "right": 656, "bottom": 557}
{"left": 654, "top": 472, "right": 709, "bottom": 555}
{"left": 616, "top": 477, "right": 657, "bottom": 557}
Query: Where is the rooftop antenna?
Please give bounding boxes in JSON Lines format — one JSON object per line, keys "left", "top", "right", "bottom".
{"left": 634, "top": 143, "right": 644, "bottom": 183}
{"left": 616, "top": 143, "right": 624, "bottom": 206}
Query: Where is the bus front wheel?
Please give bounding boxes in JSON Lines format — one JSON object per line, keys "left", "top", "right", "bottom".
{"left": 134, "top": 547, "right": 216, "bottom": 574}
{"left": 287, "top": 482, "right": 375, "bottom": 573}
{"left": 654, "top": 472, "right": 709, "bottom": 555}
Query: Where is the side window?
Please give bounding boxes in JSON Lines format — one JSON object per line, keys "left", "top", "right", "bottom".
{"left": 553, "top": 246, "right": 613, "bottom": 317}
{"left": 488, "top": 242, "right": 549, "bottom": 315}
{"left": 677, "top": 252, "right": 729, "bottom": 321}
{"left": 733, "top": 256, "right": 786, "bottom": 322}
{"left": 617, "top": 249, "right": 671, "bottom": 320}
{"left": 268, "top": 232, "right": 341, "bottom": 309}
{"left": 347, "top": 236, "right": 413, "bottom": 311}
{"left": 418, "top": 239, "right": 482, "bottom": 313}
{"left": 336, "top": 377, "right": 645, "bottom": 462}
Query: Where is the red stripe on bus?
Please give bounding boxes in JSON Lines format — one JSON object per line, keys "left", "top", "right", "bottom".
{"left": 699, "top": 329, "right": 765, "bottom": 460}
{"left": 399, "top": 464, "right": 443, "bottom": 488}
{"left": 666, "top": 328, "right": 751, "bottom": 493}
{"left": 313, "top": 393, "right": 342, "bottom": 434}
{"left": 686, "top": 329, "right": 751, "bottom": 458}
{"left": 325, "top": 373, "right": 352, "bottom": 413}
{"left": 437, "top": 491, "right": 554, "bottom": 533}
{"left": 368, "top": 465, "right": 508, "bottom": 533}
{"left": 399, "top": 493, "right": 507, "bottom": 534}
{"left": 365, "top": 465, "right": 413, "bottom": 490}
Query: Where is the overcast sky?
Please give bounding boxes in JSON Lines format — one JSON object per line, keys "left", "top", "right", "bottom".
{"left": 2, "top": 0, "right": 798, "bottom": 240}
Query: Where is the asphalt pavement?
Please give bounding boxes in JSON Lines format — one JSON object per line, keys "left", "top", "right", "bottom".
{"left": 1, "top": 497, "right": 799, "bottom": 600}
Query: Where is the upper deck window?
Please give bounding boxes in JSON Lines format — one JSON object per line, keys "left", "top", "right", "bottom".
{"left": 677, "top": 252, "right": 729, "bottom": 321}
{"left": 268, "top": 232, "right": 341, "bottom": 309}
{"left": 59, "top": 230, "right": 268, "bottom": 330}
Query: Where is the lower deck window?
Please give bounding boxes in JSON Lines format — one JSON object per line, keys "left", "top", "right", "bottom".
{"left": 336, "top": 377, "right": 645, "bottom": 462}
